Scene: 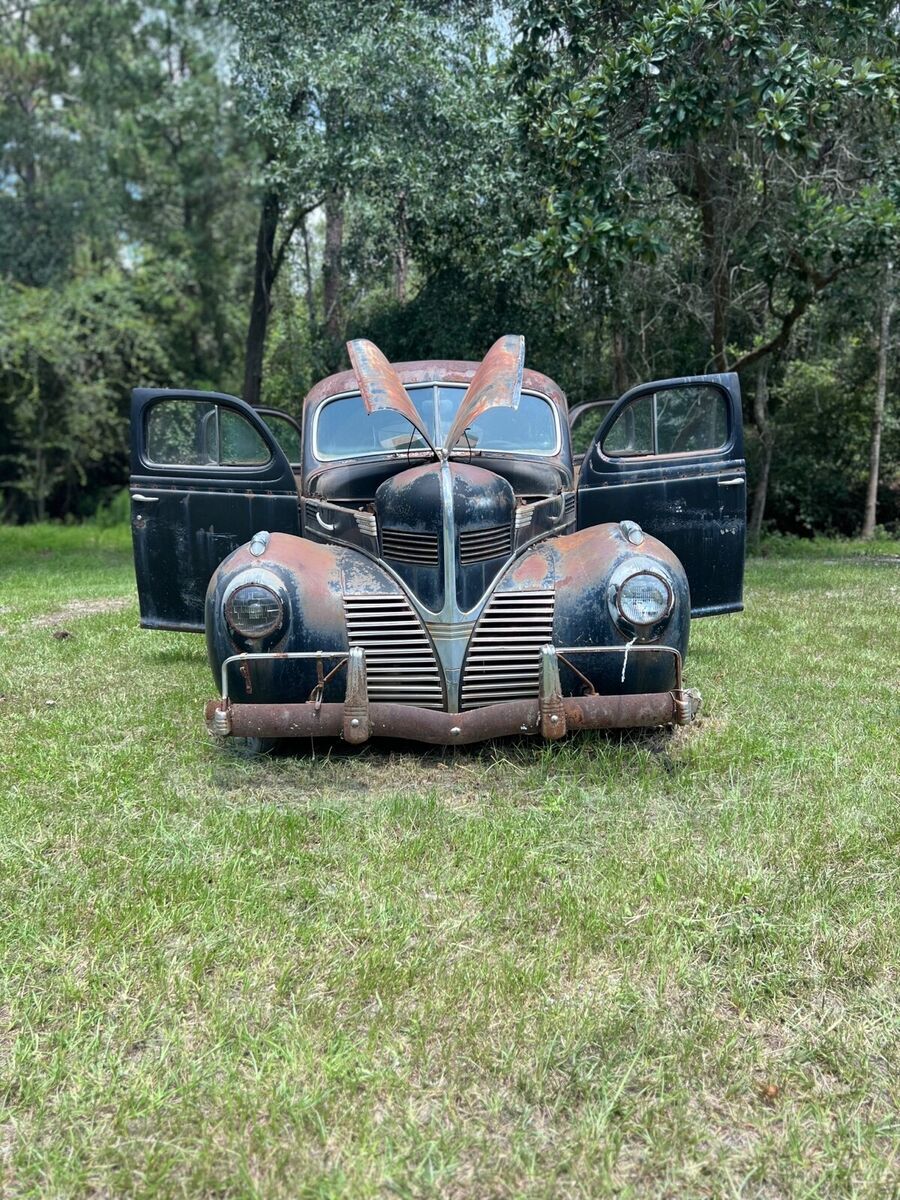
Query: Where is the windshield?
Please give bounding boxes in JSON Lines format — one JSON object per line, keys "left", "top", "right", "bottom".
{"left": 314, "top": 384, "right": 559, "bottom": 461}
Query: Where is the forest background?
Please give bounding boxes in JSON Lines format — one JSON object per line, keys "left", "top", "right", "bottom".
{"left": 1, "top": 0, "right": 898, "bottom": 541}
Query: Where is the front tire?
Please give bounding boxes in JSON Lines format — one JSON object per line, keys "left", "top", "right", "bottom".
{"left": 224, "top": 736, "right": 279, "bottom": 758}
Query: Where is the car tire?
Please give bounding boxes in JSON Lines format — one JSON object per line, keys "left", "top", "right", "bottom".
{"left": 225, "top": 736, "right": 279, "bottom": 758}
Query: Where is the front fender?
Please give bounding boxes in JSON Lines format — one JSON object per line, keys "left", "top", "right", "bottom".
{"left": 205, "top": 533, "right": 416, "bottom": 705}
{"left": 483, "top": 522, "right": 690, "bottom": 696}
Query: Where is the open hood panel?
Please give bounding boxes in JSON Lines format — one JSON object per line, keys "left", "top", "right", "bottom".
{"left": 347, "top": 338, "right": 437, "bottom": 456}
{"left": 444, "top": 334, "right": 524, "bottom": 453}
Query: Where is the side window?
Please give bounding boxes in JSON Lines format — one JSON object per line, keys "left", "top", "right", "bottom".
{"left": 260, "top": 413, "right": 301, "bottom": 464}
{"left": 145, "top": 399, "right": 270, "bottom": 468}
{"left": 656, "top": 385, "right": 728, "bottom": 454}
{"left": 602, "top": 384, "right": 728, "bottom": 458}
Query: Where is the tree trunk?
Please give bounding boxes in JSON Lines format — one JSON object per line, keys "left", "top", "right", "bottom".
{"left": 301, "top": 214, "right": 316, "bottom": 332}
{"left": 694, "top": 154, "right": 729, "bottom": 371}
{"left": 611, "top": 325, "right": 629, "bottom": 394}
{"left": 748, "top": 357, "right": 773, "bottom": 546}
{"left": 242, "top": 188, "right": 280, "bottom": 407}
{"left": 322, "top": 190, "right": 344, "bottom": 343}
{"left": 862, "top": 262, "right": 894, "bottom": 539}
{"left": 395, "top": 190, "right": 408, "bottom": 304}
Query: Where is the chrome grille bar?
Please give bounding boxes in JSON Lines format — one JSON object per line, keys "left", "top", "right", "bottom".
{"left": 460, "top": 588, "right": 556, "bottom": 710}
{"left": 343, "top": 593, "right": 444, "bottom": 708}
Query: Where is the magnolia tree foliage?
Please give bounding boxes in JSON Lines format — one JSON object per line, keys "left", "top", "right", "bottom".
{"left": 511, "top": 0, "right": 900, "bottom": 369}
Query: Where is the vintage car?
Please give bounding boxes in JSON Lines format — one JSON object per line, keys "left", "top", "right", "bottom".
{"left": 129, "top": 336, "right": 746, "bottom": 751}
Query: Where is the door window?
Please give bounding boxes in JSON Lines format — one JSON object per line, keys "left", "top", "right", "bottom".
{"left": 146, "top": 398, "right": 270, "bottom": 467}
{"left": 602, "top": 384, "right": 728, "bottom": 458}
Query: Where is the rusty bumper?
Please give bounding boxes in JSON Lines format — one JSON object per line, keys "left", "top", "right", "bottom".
{"left": 205, "top": 689, "right": 700, "bottom": 746}
{"left": 206, "top": 643, "right": 699, "bottom": 746}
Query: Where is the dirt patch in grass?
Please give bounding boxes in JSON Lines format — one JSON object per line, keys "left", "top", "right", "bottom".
{"left": 31, "top": 597, "right": 131, "bottom": 628}
{"left": 821, "top": 555, "right": 900, "bottom": 566}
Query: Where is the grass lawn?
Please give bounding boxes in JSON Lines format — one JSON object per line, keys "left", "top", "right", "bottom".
{"left": 1, "top": 524, "right": 898, "bottom": 1199}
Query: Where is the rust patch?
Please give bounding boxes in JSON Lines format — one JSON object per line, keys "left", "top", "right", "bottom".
{"left": 444, "top": 335, "right": 525, "bottom": 453}
{"left": 225, "top": 533, "right": 341, "bottom": 610}
{"left": 347, "top": 339, "right": 438, "bottom": 454}
{"left": 510, "top": 546, "right": 555, "bottom": 588}
{"left": 553, "top": 524, "right": 683, "bottom": 593}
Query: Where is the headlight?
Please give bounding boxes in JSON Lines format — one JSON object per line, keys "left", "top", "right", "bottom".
{"left": 225, "top": 584, "right": 284, "bottom": 637}
{"left": 616, "top": 571, "right": 673, "bottom": 627}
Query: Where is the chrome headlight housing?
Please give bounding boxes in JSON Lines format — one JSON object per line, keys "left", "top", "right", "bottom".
{"left": 223, "top": 570, "right": 287, "bottom": 641}
{"left": 608, "top": 563, "right": 674, "bottom": 640}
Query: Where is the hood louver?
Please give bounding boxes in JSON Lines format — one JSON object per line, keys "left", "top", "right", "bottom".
{"left": 458, "top": 524, "right": 512, "bottom": 565}
{"left": 381, "top": 528, "right": 440, "bottom": 565}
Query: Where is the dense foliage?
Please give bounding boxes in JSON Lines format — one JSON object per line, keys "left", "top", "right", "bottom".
{"left": 0, "top": 0, "right": 897, "bottom": 534}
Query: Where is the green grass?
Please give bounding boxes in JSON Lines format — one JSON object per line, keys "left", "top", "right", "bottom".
{"left": 1, "top": 524, "right": 898, "bottom": 1199}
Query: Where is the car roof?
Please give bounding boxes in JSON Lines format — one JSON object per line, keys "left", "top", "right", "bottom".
{"left": 303, "top": 359, "right": 568, "bottom": 412}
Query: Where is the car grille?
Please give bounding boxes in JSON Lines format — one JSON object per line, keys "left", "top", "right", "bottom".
{"left": 459, "top": 524, "right": 512, "bottom": 565}
{"left": 459, "top": 588, "right": 556, "bottom": 710}
{"left": 564, "top": 492, "right": 576, "bottom": 520}
{"left": 343, "top": 593, "right": 444, "bottom": 708}
{"left": 381, "top": 527, "right": 440, "bottom": 565}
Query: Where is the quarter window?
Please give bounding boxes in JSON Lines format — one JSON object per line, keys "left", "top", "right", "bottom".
{"left": 146, "top": 399, "right": 270, "bottom": 467}
{"left": 260, "top": 413, "right": 302, "bottom": 464}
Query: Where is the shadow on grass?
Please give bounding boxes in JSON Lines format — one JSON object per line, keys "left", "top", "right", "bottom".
{"left": 241, "top": 724, "right": 677, "bottom": 763}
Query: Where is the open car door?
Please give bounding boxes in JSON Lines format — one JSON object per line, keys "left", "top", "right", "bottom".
{"left": 130, "top": 389, "right": 301, "bottom": 632}
{"left": 577, "top": 373, "right": 746, "bottom": 616}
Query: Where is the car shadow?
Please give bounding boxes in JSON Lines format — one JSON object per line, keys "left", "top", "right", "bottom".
{"left": 259, "top": 724, "right": 676, "bottom": 762}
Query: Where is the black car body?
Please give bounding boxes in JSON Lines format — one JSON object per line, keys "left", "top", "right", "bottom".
{"left": 130, "top": 336, "right": 746, "bottom": 748}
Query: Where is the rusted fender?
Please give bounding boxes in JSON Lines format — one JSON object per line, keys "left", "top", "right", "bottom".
{"left": 444, "top": 334, "right": 525, "bottom": 453}
{"left": 206, "top": 689, "right": 691, "bottom": 745}
{"left": 204, "top": 532, "right": 402, "bottom": 705}
{"left": 347, "top": 338, "right": 438, "bottom": 455}
{"left": 492, "top": 522, "right": 692, "bottom": 697}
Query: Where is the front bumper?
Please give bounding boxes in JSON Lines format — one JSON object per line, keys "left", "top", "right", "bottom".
{"left": 205, "top": 644, "right": 701, "bottom": 746}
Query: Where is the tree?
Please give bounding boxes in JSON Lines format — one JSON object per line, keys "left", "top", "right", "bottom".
{"left": 104, "top": 2, "right": 257, "bottom": 390}
{"left": 0, "top": 0, "right": 257, "bottom": 518}
{"left": 862, "top": 261, "right": 895, "bottom": 538}
{"left": 512, "top": 2, "right": 899, "bottom": 361}
{"left": 0, "top": 0, "right": 129, "bottom": 287}
{"left": 224, "top": 0, "right": 494, "bottom": 404}
{"left": 509, "top": 0, "right": 900, "bottom": 528}
{"left": 0, "top": 275, "right": 169, "bottom": 521}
